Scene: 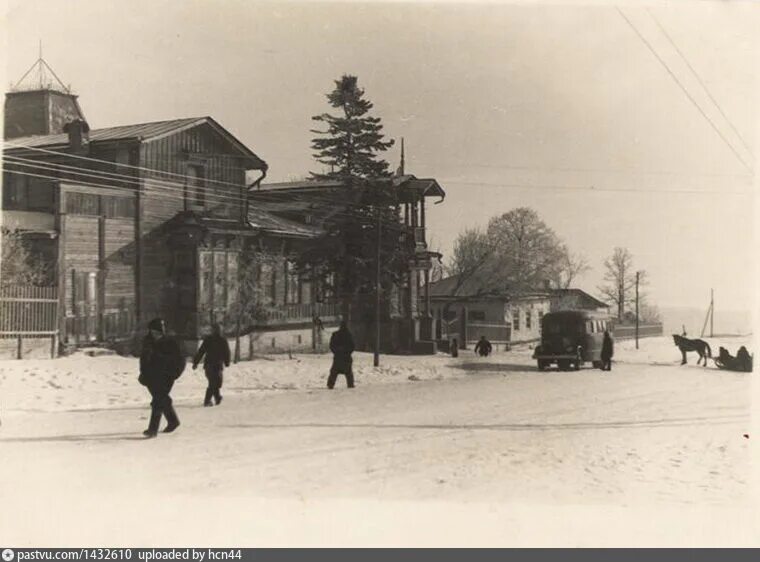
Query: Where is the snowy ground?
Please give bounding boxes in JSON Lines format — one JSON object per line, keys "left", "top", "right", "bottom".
{"left": 0, "top": 335, "right": 757, "bottom": 546}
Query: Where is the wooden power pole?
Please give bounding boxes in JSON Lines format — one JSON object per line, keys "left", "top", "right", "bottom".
{"left": 374, "top": 206, "right": 381, "bottom": 367}
{"left": 635, "top": 271, "right": 640, "bottom": 349}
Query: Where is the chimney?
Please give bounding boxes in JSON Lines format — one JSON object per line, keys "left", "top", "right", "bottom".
{"left": 63, "top": 119, "right": 90, "bottom": 153}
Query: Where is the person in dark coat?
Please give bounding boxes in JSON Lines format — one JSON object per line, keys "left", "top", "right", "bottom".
{"left": 736, "top": 346, "right": 753, "bottom": 373}
{"left": 192, "top": 323, "right": 231, "bottom": 406}
{"left": 600, "top": 330, "right": 614, "bottom": 371}
{"left": 328, "top": 321, "right": 355, "bottom": 389}
{"left": 138, "top": 318, "right": 186, "bottom": 437}
{"left": 474, "top": 335, "right": 493, "bottom": 357}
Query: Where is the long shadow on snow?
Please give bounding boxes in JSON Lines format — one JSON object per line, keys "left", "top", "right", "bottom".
{"left": 455, "top": 362, "right": 537, "bottom": 373}
{"left": 224, "top": 413, "right": 746, "bottom": 432}
{"left": 1, "top": 432, "right": 148, "bottom": 443}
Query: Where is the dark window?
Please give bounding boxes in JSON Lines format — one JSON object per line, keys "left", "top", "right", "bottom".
{"left": 526, "top": 311, "right": 532, "bottom": 330}
{"left": 2, "top": 173, "right": 55, "bottom": 212}
{"left": 186, "top": 164, "right": 205, "bottom": 206}
{"left": 103, "top": 196, "right": 135, "bottom": 218}
{"left": 65, "top": 192, "right": 99, "bottom": 215}
{"left": 285, "top": 262, "right": 300, "bottom": 304}
{"left": 468, "top": 310, "right": 486, "bottom": 322}
{"left": 270, "top": 267, "right": 277, "bottom": 303}
{"left": 513, "top": 313, "right": 520, "bottom": 331}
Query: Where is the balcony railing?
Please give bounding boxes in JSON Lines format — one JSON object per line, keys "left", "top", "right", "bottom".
{"left": 264, "top": 302, "right": 340, "bottom": 324}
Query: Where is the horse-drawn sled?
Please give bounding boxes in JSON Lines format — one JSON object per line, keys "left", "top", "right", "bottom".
{"left": 672, "top": 335, "right": 753, "bottom": 372}
{"left": 714, "top": 346, "right": 753, "bottom": 372}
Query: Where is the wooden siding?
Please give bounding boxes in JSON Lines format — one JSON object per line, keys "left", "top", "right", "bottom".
{"left": 103, "top": 217, "right": 135, "bottom": 311}
{"left": 138, "top": 123, "right": 248, "bottom": 333}
{"left": 60, "top": 187, "right": 137, "bottom": 343}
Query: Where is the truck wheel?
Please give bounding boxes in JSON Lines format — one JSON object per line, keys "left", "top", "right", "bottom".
{"left": 537, "top": 360, "right": 548, "bottom": 371}
{"left": 558, "top": 360, "right": 570, "bottom": 371}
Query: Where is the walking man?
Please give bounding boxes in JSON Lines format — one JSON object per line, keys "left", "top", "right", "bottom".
{"left": 474, "top": 335, "right": 493, "bottom": 357}
{"left": 138, "top": 318, "right": 186, "bottom": 437}
{"left": 192, "top": 323, "right": 231, "bottom": 406}
{"left": 328, "top": 321, "right": 355, "bottom": 389}
{"left": 601, "top": 329, "right": 614, "bottom": 371}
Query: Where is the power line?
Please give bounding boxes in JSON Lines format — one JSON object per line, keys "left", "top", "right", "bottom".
{"left": 1, "top": 165, "right": 413, "bottom": 232}
{"left": 616, "top": 7, "right": 753, "bottom": 174}
{"left": 437, "top": 177, "right": 751, "bottom": 196}
{"left": 409, "top": 157, "right": 751, "bottom": 179}
{"left": 646, "top": 7, "right": 753, "bottom": 157}
{"left": 2, "top": 146, "right": 420, "bottom": 220}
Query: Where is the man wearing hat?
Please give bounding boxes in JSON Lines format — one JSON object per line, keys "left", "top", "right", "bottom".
{"left": 192, "top": 323, "right": 231, "bottom": 406}
{"left": 138, "top": 318, "right": 186, "bottom": 437}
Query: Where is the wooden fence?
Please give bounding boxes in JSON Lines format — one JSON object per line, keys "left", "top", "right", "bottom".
{"left": 0, "top": 285, "right": 59, "bottom": 359}
{"left": 613, "top": 323, "right": 664, "bottom": 340}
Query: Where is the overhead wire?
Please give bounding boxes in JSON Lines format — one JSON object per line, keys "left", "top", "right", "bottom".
{"left": 2, "top": 147, "right": 418, "bottom": 225}
{"left": 646, "top": 7, "right": 753, "bottom": 157}
{"left": 615, "top": 7, "right": 753, "bottom": 174}
{"left": 1, "top": 164, "right": 414, "bottom": 233}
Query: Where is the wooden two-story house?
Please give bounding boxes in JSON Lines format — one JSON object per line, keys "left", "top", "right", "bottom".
{"left": 248, "top": 173, "right": 446, "bottom": 354}
{"left": 2, "top": 79, "right": 337, "bottom": 355}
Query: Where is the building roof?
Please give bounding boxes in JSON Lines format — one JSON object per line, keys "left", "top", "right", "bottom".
{"left": 247, "top": 207, "right": 323, "bottom": 238}
{"left": 550, "top": 288, "right": 609, "bottom": 309}
{"left": 258, "top": 174, "right": 446, "bottom": 199}
{"left": 4, "top": 116, "right": 266, "bottom": 169}
{"left": 429, "top": 274, "right": 549, "bottom": 301}
{"left": 165, "top": 208, "right": 322, "bottom": 240}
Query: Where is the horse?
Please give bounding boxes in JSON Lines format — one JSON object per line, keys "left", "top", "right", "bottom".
{"left": 672, "top": 334, "right": 712, "bottom": 366}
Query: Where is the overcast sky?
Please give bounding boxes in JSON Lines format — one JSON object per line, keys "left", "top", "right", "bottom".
{"left": 2, "top": 0, "right": 757, "bottom": 312}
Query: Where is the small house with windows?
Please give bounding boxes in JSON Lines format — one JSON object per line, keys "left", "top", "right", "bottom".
{"left": 1, "top": 68, "right": 336, "bottom": 355}
{"left": 428, "top": 274, "right": 552, "bottom": 350}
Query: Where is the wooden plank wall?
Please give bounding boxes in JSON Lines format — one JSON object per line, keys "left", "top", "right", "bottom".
{"left": 139, "top": 123, "right": 247, "bottom": 335}
{"left": 103, "top": 217, "right": 135, "bottom": 310}
{"left": 64, "top": 215, "right": 99, "bottom": 315}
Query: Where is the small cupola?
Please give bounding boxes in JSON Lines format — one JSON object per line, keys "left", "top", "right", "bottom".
{"left": 4, "top": 53, "right": 87, "bottom": 139}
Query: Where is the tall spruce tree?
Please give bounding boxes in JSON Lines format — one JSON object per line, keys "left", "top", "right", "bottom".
{"left": 310, "top": 75, "right": 395, "bottom": 183}
{"left": 298, "top": 75, "right": 409, "bottom": 336}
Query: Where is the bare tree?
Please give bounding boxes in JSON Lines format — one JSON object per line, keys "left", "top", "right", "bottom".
{"left": 553, "top": 250, "right": 591, "bottom": 289}
{"left": 447, "top": 209, "right": 589, "bottom": 294}
{"left": 447, "top": 228, "right": 494, "bottom": 282}
{"left": 0, "top": 229, "right": 52, "bottom": 288}
{"left": 597, "top": 247, "right": 646, "bottom": 321}
{"left": 639, "top": 301, "right": 661, "bottom": 324}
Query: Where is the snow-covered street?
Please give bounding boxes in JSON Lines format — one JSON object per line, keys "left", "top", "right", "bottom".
{"left": 1, "top": 336, "right": 757, "bottom": 546}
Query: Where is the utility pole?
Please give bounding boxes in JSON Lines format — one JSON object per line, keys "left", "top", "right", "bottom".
{"left": 710, "top": 288, "right": 714, "bottom": 338}
{"left": 374, "top": 203, "right": 381, "bottom": 367}
{"left": 635, "top": 271, "right": 640, "bottom": 349}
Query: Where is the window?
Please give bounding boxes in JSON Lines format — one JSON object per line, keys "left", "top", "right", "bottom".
{"left": 227, "top": 252, "right": 239, "bottom": 308}
{"left": 468, "top": 310, "right": 486, "bottom": 322}
{"left": 285, "top": 262, "right": 300, "bottom": 304}
{"left": 199, "top": 251, "right": 213, "bottom": 306}
{"left": 186, "top": 164, "right": 205, "bottom": 207}
{"left": 587, "top": 321, "right": 595, "bottom": 333}
{"left": 3, "top": 174, "right": 55, "bottom": 212}
{"left": 104, "top": 196, "right": 135, "bottom": 218}
{"left": 65, "top": 192, "right": 99, "bottom": 215}
{"left": 526, "top": 311, "right": 532, "bottom": 330}
{"left": 513, "top": 312, "right": 520, "bottom": 331}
